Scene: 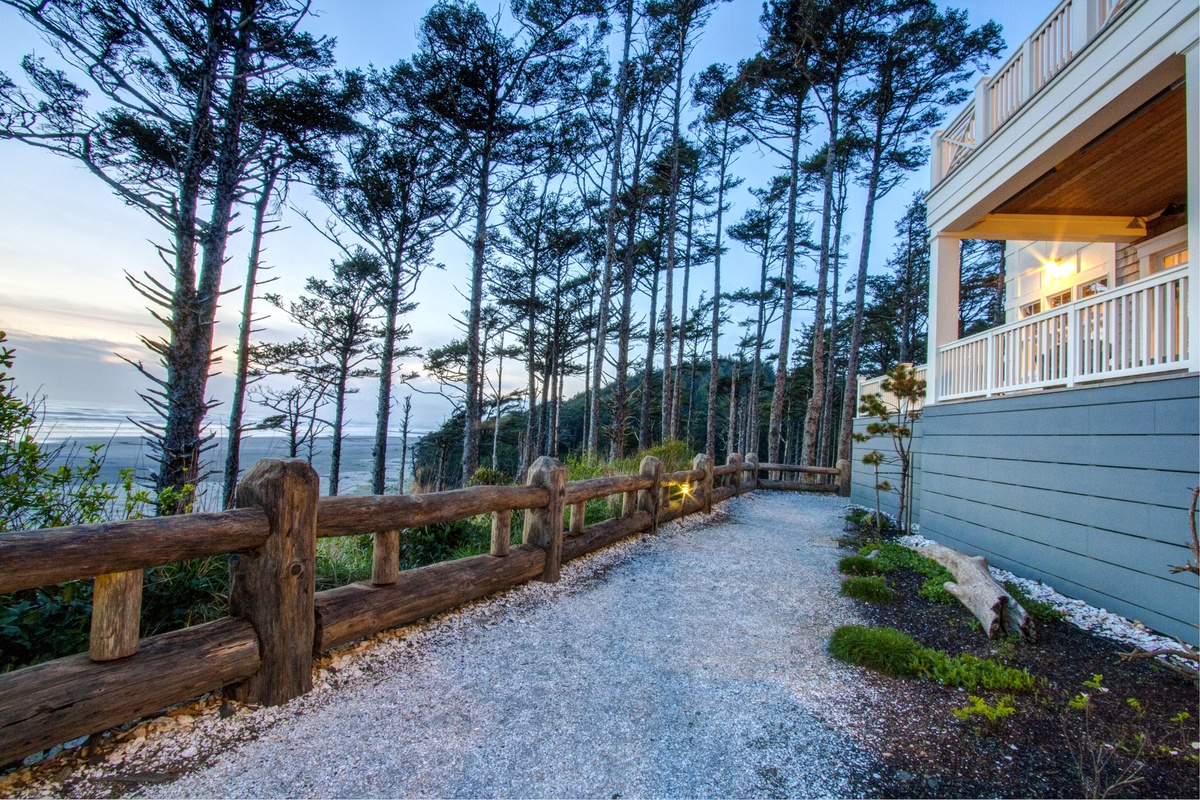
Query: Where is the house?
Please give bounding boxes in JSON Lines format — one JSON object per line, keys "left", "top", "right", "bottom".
{"left": 852, "top": 0, "right": 1199, "bottom": 644}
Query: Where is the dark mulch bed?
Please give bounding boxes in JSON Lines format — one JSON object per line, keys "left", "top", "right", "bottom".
{"left": 840, "top": 553, "right": 1199, "bottom": 799}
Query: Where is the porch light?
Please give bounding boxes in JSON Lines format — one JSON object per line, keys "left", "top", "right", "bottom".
{"left": 1044, "top": 259, "right": 1074, "bottom": 281}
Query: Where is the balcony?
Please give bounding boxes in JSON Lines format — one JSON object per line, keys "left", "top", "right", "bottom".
{"left": 931, "top": 0, "right": 1134, "bottom": 187}
{"left": 936, "top": 265, "right": 1189, "bottom": 401}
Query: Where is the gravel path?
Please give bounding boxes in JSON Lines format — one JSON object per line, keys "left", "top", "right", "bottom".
{"left": 132, "top": 493, "right": 883, "bottom": 798}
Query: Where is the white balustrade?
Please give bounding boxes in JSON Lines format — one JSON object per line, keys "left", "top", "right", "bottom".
{"left": 930, "top": 0, "right": 1140, "bottom": 186}
{"left": 934, "top": 266, "right": 1190, "bottom": 402}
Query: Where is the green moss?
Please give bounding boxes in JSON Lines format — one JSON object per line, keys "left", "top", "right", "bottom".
{"left": 840, "top": 575, "right": 895, "bottom": 603}
{"left": 1003, "top": 580, "right": 1065, "bottom": 623}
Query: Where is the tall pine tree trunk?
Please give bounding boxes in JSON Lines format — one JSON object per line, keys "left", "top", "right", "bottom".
{"left": 767, "top": 111, "right": 802, "bottom": 463}
{"left": 706, "top": 125, "right": 729, "bottom": 458}
{"left": 462, "top": 142, "right": 493, "bottom": 484}
{"left": 222, "top": 164, "right": 278, "bottom": 508}
{"left": 590, "top": 0, "right": 636, "bottom": 458}
{"left": 801, "top": 94, "right": 841, "bottom": 466}
{"left": 640, "top": 249, "right": 661, "bottom": 449}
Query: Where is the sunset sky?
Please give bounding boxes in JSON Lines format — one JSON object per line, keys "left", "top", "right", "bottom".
{"left": 0, "top": 0, "right": 1038, "bottom": 437}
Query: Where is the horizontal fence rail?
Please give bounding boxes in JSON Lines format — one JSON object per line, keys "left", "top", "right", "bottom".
{"left": 0, "top": 450, "right": 851, "bottom": 765}
{"left": 935, "top": 266, "right": 1190, "bottom": 401}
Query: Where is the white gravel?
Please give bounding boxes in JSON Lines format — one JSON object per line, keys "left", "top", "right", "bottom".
{"left": 15, "top": 492, "right": 887, "bottom": 799}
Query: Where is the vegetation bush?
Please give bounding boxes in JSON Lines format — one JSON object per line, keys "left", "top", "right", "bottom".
{"left": 467, "top": 467, "right": 510, "bottom": 486}
{"left": 829, "top": 625, "right": 1042, "bottom": 693}
{"left": 845, "top": 507, "right": 893, "bottom": 535}
{"left": 1003, "top": 580, "right": 1065, "bottom": 622}
{"left": 838, "top": 554, "right": 885, "bottom": 575}
{"left": 840, "top": 575, "right": 894, "bottom": 603}
{"left": 861, "top": 541, "right": 956, "bottom": 604}
{"left": 829, "top": 625, "right": 923, "bottom": 676}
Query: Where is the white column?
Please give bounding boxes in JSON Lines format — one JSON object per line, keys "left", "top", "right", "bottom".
{"left": 926, "top": 234, "right": 961, "bottom": 405}
{"left": 973, "top": 76, "right": 991, "bottom": 143}
{"left": 1186, "top": 43, "right": 1199, "bottom": 372}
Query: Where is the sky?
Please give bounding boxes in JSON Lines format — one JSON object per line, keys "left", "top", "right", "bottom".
{"left": 0, "top": 0, "right": 1048, "bottom": 439}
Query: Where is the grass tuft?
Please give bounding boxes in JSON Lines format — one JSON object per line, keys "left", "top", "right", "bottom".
{"left": 829, "top": 625, "right": 923, "bottom": 676}
{"left": 840, "top": 575, "right": 895, "bottom": 603}
{"left": 860, "top": 541, "right": 956, "bottom": 604}
{"left": 838, "top": 554, "right": 884, "bottom": 575}
{"left": 1003, "top": 580, "right": 1065, "bottom": 623}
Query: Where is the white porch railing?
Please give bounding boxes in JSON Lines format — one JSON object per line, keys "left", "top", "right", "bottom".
{"left": 857, "top": 365, "right": 928, "bottom": 417}
{"left": 936, "top": 266, "right": 1190, "bottom": 401}
{"left": 931, "top": 0, "right": 1134, "bottom": 187}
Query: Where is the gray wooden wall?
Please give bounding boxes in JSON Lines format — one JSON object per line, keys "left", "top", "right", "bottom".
{"left": 851, "top": 418, "right": 923, "bottom": 528}
{"left": 852, "top": 374, "right": 1199, "bottom": 645}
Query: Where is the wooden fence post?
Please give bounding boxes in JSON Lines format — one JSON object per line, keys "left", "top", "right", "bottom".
{"left": 491, "top": 511, "right": 511, "bottom": 556}
{"left": 621, "top": 489, "right": 637, "bottom": 517}
{"left": 230, "top": 458, "right": 318, "bottom": 706}
{"left": 691, "top": 453, "right": 713, "bottom": 514}
{"left": 726, "top": 453, "right": 743, "bottom": 494}
{"left": 89, "top": 569, "right": 143, "bottom": 661}
{"left": 637, "top": 455, "right": 663, "bottom": 530}
{"left": 371, "top": 531, "right": 400, "bottom": 585}
{"left": 569, "top": 502, "right": 585, "bottom": 535}
{"left": 745, "top": 453, "right": 760, "bottom": 491}
{"left": 522, "top": 456, "right": 566, "bottom": 583}
{"left": 836, "top": 458, "right": 852, "bottom": 497}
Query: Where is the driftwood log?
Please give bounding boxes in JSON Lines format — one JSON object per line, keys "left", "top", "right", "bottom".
{"left": 906, "top": 543, "right": 1031, "bottom": 639}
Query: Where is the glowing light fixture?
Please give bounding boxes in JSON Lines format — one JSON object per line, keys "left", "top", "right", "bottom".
{"left": 1044, "top": 259, "right": 1074, "bottom": 281}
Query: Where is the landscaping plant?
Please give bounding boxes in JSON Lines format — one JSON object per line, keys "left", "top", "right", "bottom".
{"left": 840, "top": 575, "right": 894, "bottom": 603}
{"left": 853, "top": 363, "right": 925, "bottom": 534}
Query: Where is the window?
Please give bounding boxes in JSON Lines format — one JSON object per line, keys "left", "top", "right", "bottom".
{"left": 1079, "top": 278, "right": 1108, "bottom": 299}
{"left": 1151, "top": 247, "right": 1189, "bottom": 274}
{"left": 1047, "top": 290, "right": 1072, "bottom": 309}
{"left": 1020, "top": 300, "right": 1042, "bottom": 318}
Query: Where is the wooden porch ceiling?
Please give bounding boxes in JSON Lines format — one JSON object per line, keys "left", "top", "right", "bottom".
{"left": 994, "top": 82, "right": 1187, "bottom": 220}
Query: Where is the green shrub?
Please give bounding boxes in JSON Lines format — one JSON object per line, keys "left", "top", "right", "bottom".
{"left": 861, "top": 541, "right": 956, "bottom": 604}
{"left": 913, "top": 649, "right": 1041, "bottom": 693}
{"left": 840, "top": 575, "right": 894, "bottom": 603}
{"left": 828, "top": 625, "right": 1042, "bottom": 693}
{"left": 829, "top": 625, "right": 923, "bottom": 676}
{"left": 467, "top": 467, "right": 510, "bottom": 486}
{"left": 953, "top": 695, "right": 1018, "bottom": 735}
{"left": 838, "top": 554, "right": 885, "bottom": 575}
{"left": 1003, "top": 580, "right": 1065, "bottom": 622}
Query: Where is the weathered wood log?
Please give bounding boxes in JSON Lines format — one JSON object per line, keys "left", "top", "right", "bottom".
{"left": 0, "top": 509, "right": 268, "bottom": 595}
{"left": 569, "top": 502, "right": 585, "bottom": 535}
{"left": 710, "top": 485, "right": 737, "bottom": 505}
{"left": 743, "top": 454, "right": 760, "bottom": 492}
{"left": 637, "top": 456, "right": 663, "bottom": 530}
{"left": 491, "top": 511, "right": 511, "bottom": 557}
{"left": 907, "top": 543, "right": 1031, "bottom": 639}
{"left": 726, "top": 453, "right": 743, "bottom": 493}
{"left": 621, "top": 489, "right": 637, "bottom": 517}
{"left": 563, "top": 474, "right": 651, "bottom": 505}
{"left": 522, "top": 457, "right": 566, "bottom": 583}
{"left": 756, "top": 480, "right": 840, "bottom": 493}
{"left": 694, "top": 454, "right": 714, "bottom": 513}
{"left": 230, "top": 459, "right": 318, "bottom": 706}
{"left": 0, "top": 618, "right": 259, "bottom": 766}
{"left": 89, "top": 569, "right": 143, "bottom": 661}
{"left": 371, "top": 531, "right": 400, "bottom": 585}
{"left": 317, "top": 484, "right": 548, "bottom": 538}
{"left": 757, "top": 463, "right": 841, "bottom": 475}
{"left": 662, "top": 468, "right": 705, "bottom": 485}
{"left": 562, "top": 512, "right": 654, "bottom": 563}
{"left": 314, "top": 546, "right": 546, "bottom": 653}
{"left": 836, "top": 459, "right": 852, "bottom": 497}
{"left": 712, "top": 463, "right": 739, "bottom": 478}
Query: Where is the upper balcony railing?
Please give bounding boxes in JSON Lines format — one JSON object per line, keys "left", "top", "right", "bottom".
{"left": 931, "top": 0, "right": 1135, "bottom": 187}
{"left": 935, "top": 265, "right": 1190, "bottom": 401}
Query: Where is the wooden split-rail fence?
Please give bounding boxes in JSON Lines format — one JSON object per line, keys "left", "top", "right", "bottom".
{"left": 0, "top": 451, "right": 850, "bottom": 765}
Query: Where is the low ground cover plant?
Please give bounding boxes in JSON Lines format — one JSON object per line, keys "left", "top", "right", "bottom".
{"left": 1003, "top": 579, "right": 1065, "bottom": 622}
{"left": 838, "top": 554, "right": 884, "bottom": 575}
{"left": 840, "top": 575, "right": 895, "bottom": 603}
{"left": 859, "top": 541, "right": 955, "bottom": 604}
{"left": 829, "top": 624, "right": 1041, "bottom": 692}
